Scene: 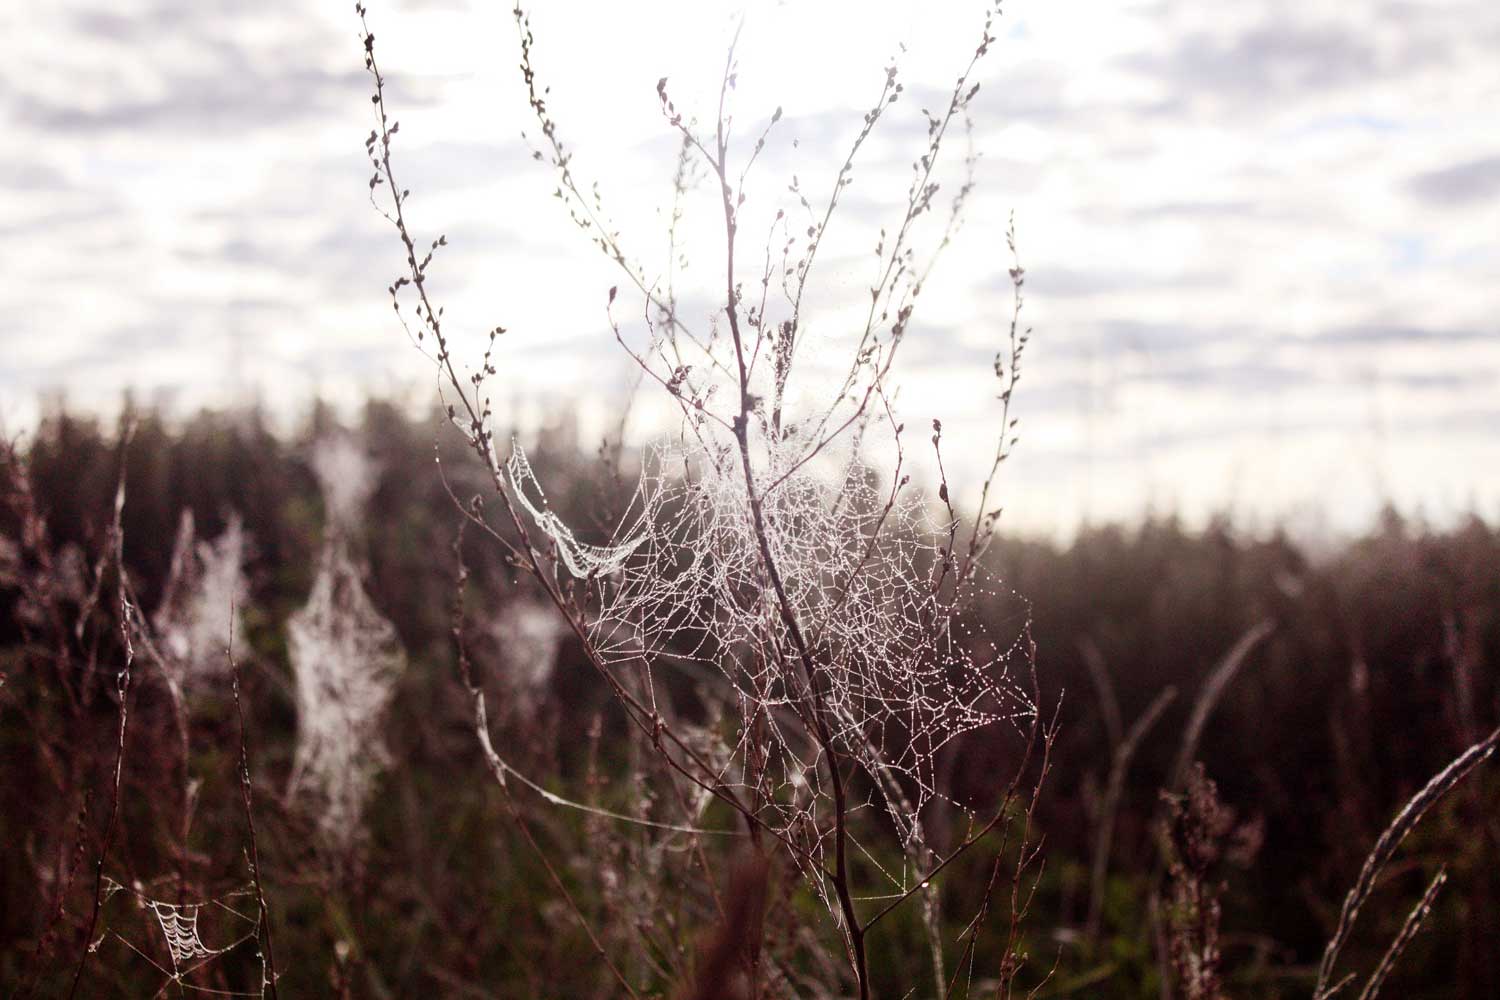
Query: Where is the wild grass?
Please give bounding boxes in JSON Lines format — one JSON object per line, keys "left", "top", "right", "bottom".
{"left": 2, "top": 407, "right": 1497, "bottom": 996}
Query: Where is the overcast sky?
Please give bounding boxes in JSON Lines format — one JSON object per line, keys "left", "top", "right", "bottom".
{"left": 4, "top": 0, "right": 1498, "bottom": 538}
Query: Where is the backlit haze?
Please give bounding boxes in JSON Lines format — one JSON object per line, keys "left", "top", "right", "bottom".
{"left": 4, "top": 0, "right": 1498, "bottom": 539}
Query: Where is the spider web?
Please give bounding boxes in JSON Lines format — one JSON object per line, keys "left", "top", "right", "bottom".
{"left": 287, "top": 437, "right": 406, "bottom": 853}
{"left": 512, "top": 414, "right": 1036, "bottom": 902}
{"left": 153, "top": 509, "right": 248, "bottom": 687}
{"left": 508, "top": 444, "right": 647, "bottom": 577}
{"left": 150, "top": 901, "right": 220, "bottom": 966}
{"left": 96, "top": 877, "right": 270, "bottom": 997}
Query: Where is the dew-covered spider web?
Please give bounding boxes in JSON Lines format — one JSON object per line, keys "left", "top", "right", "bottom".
{"left": 506, "top": 413, "right": 1037, "bottom": 903}
{"left": 509, "top": 445, "right": 647, "bottom": 577}
{"left": 287, "top": 437, "right": 406, "bottom": 854}
{"left": 153, "top": 509, "right": 248, "bottom": 687}
{"left": 150, "top": 900, "right": 217, "bottom": 965}
{"left": 94, "top": 877, "right": 271, "bottom": 996}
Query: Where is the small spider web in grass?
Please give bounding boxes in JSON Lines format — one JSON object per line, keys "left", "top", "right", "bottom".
{"left": 96, "top": 877, "right": 271, "bottom": 997}
{"left": 150, "top": 900, "right": 220, "bottom": 967}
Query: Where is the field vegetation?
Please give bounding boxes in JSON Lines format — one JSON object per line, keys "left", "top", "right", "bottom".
{"left": 1, "top": 403, "right": 1495, "bottom": 996}
{"left": 2, "top": 1, "right": 1496, "bottom": 996}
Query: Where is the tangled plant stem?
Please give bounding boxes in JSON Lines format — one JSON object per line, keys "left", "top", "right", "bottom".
{"left": 358, "top": 0, "right": 1045, "bottom": 993}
